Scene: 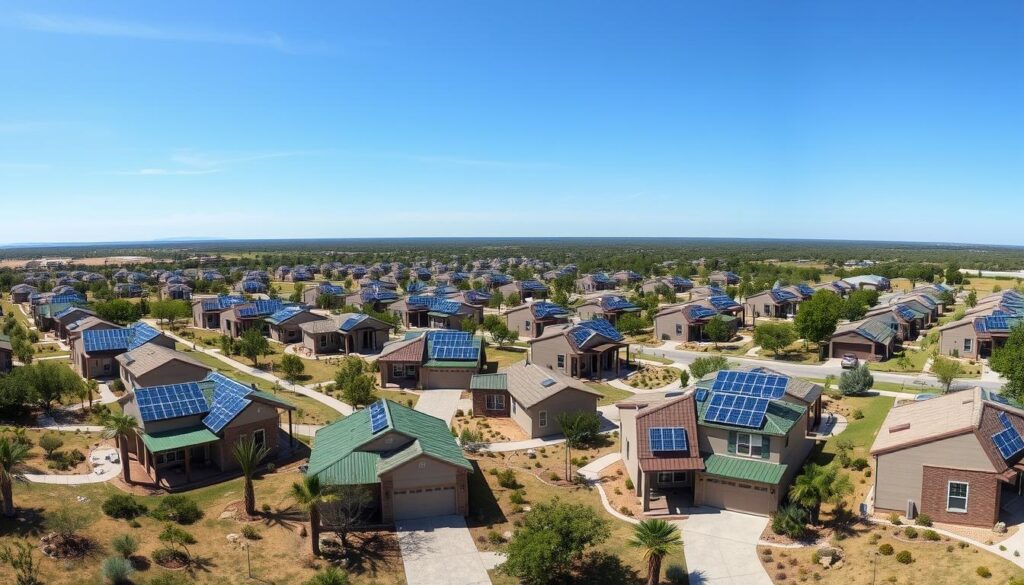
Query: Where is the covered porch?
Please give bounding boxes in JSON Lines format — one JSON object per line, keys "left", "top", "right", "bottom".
{"left": 635, "top": 459, "right": 704, "bottom": 515}
{"left": 569, "top": 342, "right": 628, "bottom": 380}
{"left": 137, "top": 426, "right": 221, "bottom": 487}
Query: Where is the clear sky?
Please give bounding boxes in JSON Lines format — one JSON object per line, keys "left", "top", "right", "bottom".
{"left": 1, "top": 1, "right": 1022, "bottom": 245}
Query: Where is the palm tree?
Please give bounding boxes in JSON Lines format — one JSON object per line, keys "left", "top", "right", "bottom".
{"left": 232, "top": 436, "right": 270, "bottom": 516}
{"left": 788, "top": 462, "right": 853, "bottom": 525}
{"left": 102, "top": 413, "right": 140, "bottom": 484}
{"left": 291, "top": 475, "right": 337, "bottom": 556}
{"left": 628, "top": 519, "right": 683, "bottom": 585}
{"left": 0, "top": 437, "right": 31, "bottom": 517}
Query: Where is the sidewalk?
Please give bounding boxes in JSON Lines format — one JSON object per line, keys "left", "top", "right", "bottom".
{"left": 23, "top": 447, "right": 121, "bottom": 485}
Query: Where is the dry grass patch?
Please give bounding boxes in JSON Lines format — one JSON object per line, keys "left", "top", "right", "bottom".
{"left": 625, "top": 364, "right": 681, "bottom": 390}
{"left": 452, "top": 415, "right": 528, "bottom": 443}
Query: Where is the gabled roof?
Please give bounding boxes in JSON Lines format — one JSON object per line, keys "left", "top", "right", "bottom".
{"left": 82, "top": 322, "right": 162, "bottom": 354}
{"left": 116, "top": 344, "right": 209, "bottom": 378}
{"left": 265, "top": 305, "right": 308, "bottom": 325}
{"left": 377, "top": 336, "right": 427, "bottom": 362}
{"left": 472, "top": 362, "right": 600, "bottom": 409}
{"left": 199, "top": 295, "right": 246, "bottom": 311}
{"left": 834, "top": 316, "right": 895, "bottom": 345}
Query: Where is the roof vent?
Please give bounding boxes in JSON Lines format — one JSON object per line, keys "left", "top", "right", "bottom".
{"left": 541, "top": 378, "right": 557, "bottom": 388}
{"left": 889, "top": 423, "right": 911, "bottom": 433}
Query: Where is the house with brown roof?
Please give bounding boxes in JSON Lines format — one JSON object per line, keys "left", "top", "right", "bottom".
{"left": 528, "top": 319, "right": 627, "bottom": 380}
{"left": 389, "top": 296, "right": 481, "bottom": 331}
{"left": 576, "top": 294, "right": 641, "bottom": 326}
{"left": 299, "top": 313, "right": 393, "bottom": 356}
{"left": 219, "top": 299, "right": 291, "bottom": 338}
{"left": 870, "top": 388, "right": 1024, "bottom": 527}
{"left": 937, "top": 290, "right": 1024, "bottom": 360}
{"left": 469, "top": 362, "right": 601, "bottom": 438}
{"left": 503, "top": 302, "right": 571, "bottom": 339}
{"left": 827, "top": 316, "right": 897, "bottom": 361}
{"left": 72, "top": 322, "right": 175, "bottom": 379}
{"left": 52, "top": 306, "right": 96, "bottom": 340}
{"left": 264, "top": 306, "right": 326, "bottom": 344}
{"left": 653, "top": 302, "right": 738, "bottom": 343}
{"left": 116, "top": 344, "right": 212, "bottom": 390}
{"left": 743, "top": 287, "right": 802, "bottom": 324}
{"left": 378, "top": 330, "right": 486, "bottom": 390}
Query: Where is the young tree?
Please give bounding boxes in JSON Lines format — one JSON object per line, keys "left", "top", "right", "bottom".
{"left": 232, "top": 436, "right": 271, "bottom": 517}
{"left": 291, "top": 475, "right": 338, "bottom": 556}
{"left": 753, "top": 322, "right": 797, "bottom": 356}
{"left": 150, "top": 300, "right": 192, "bottom": 328}
{"left": 94, "top": 299, "right": 142, "bottom": 325}
{"left": 506, "top": 292, "right": 522, "bottom": 307}
{"left": 838, "top": 364, "right": 874, "bottom": 395}
{"left": 794, "top": 290, "right": 843, "bottom": 349}
{"left": 703, "top": 315, "right": 732, "bottom": 349}
{"left": 931, "top": 356, "right": 962, "bottom": 393}
{"left": 500, "top": 499, "right": 610, "bottom": 584}
{"left": 556, "top": 411, "right": 602, "bottom": 479}
{"left": 628, "top": 519, "right": 683, "bottom": 585}
{"left": 616, "top": 313, "right": 646, "bottom": 336}
{"left": 341, "top": 375, "right": 377, "bottom": 407}
{"left": 237, "top": 327, "right": 272, "bottom": 367}
{"left": 279, "top": 353, "right": 306, "bottom": 383}
{"left": 102, "top": 413, "right": 140, "bottom": 484}
{"left": 488, "top": 290, "right": 505, "bottom": 310}
{"left": 991, "top": 323, "right": 1024, "bottom": 401}
{"left": 45, "top": 505, "right": 96, "bottom": 544}
{"left": 22, "top": 360, "right": 84, "bottom": 412}
{"left": 0, "top": 541, "right": 42, "bottom": 585}
{"left": 11, "top": 337, "right": 33, "bottom": 365}
{"left": 688, "top": 355, "right": 730, "bottom": 380}
{"left": 678, "top": 369, "right": 690, "bottom": 387}
{"left": 318, "top": 485, "right": 373, "bottom": 550}
{"left": 788, "top": 463, "right": 854, "bottom": 525}
{"left": 966, "top": 289, "right": 978, "bottom": 308}
{"left": 38, "top": 433, "right": 63, "bottom": 458}
{"left": 0, "top": 438, "right": 31, "bottom": 517}
{"left": 158, "top": 523, "right": 197, "bottom": 560}
{"left": 334, "top": 355, "right": 366, "bottom": 389}
{"left": 219, "top": 334, "right": 235, "bottom": 356}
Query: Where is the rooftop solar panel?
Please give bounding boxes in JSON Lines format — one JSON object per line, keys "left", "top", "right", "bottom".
{"left": 711, "top": 371, "right": 788, "bottom": 399}
{"left": 695, "top": 388, "right": 709, "bottom": 402}
{"left": 369, "top": 400, "right": 390, "bottom": 434}
{"left": 709, "top": 295, "right": 740, "bottom": 310}
{"left": 689, "top": 306, "right": 717, "bottom": 320}
{"left": 704, "top": 393, "right": 769, "bottom": 428}
{"left": 648, "top": 427, "right": 688, "bottom": 452}
{"left": 135, "top": 382, "right": 210, "bottom": 422}
{"left": 601, "top": 296, "right": 637, "bottom": 311}
{"left": 201, "top": 373, "right": 255, "bottom": 433}
{"left": 339, "top": 314, "right": 368, "bottom": 331}
{"left": 574, "top": 319, "right": 624, "bottom": 343}
{"left": 993, "top": 426, "right": 1024, "bottom": 459}
{"left": 533, "top": 302, "right": 569, "bottom": 319}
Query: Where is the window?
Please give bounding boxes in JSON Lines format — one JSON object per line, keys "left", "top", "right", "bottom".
{"left": 405, "top": 365, "right": 416, "bottom": 376}
{"left": 658, "top": 472, "right": 673, "bottom": 484}
{"left": 736, "top": 433, "right": 764, "bottom": 457}
{"left": 964, "top": 339, "right": 973, "bottom": 353}
{"left": 556, "top": 354, "right": 565, "bottom": 369}
{"left": 539, "top": 410, "right": 548, "bottom": 428}
{"left": 764, "top": 304, "right": 771, "bottom": 314}
{"left": 253, "top": 428, "right": 266, "bottom": 449}
{"left": 392, "top": 364, "right": 403, "bottom": 378}
{"left": 524, "top": 320, "right": 531, "bottom": 331}
{"left": 625, "top": 440, "right": 630, "bottom": 459}
{"left": 320, "top": 335, "right": 327, "bottom": 348}
{"left": 675, "top": 324, "right": 683, "bottom": 335}
{"left": 486, "top": 393, "right": 505, "bottom": 411}
{"left": 947, "top": 481, "right": 969, "bottom": 513}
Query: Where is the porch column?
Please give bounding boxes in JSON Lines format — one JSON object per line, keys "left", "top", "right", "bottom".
{"left": 288, "top": 410, "right": 294, "bottom": 448}
{"left": 641, "top": 472, "right": 651, "bottom": 512}
{"left": 184, "top": 448, "right": 192, "bottom": 484}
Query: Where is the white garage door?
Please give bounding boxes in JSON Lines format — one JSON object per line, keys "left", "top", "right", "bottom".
{"left": 702, "top": 477, "right": 772, "bottom": 516}
{"left": 393, "top": 485, "right": 456, "bottom": 521}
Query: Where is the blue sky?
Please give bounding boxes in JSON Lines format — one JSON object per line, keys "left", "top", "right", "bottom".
{"left": 1, "top": 1, "right": 1022, "bottom": 245}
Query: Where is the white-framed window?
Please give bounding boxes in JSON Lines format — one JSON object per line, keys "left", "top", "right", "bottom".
{"left": 253, "top": 428, "right": 266, "bottom": 449}
{"left": 392, "top": 364, "right": 403, "bottom": 378}
{"left": 405, "top": 365, "right": 416, "bottom": 376}
{"left": 486, "top": 393, "right": 505, "bottom": 411}
{"left": 964, "top": 339, "right": 973, "bottom": 353}
{"left": 524, "top": 320, "right": 531, "bottom": 331}
{"left": 736, "top": 433, "right": 765, "bottom": 457}
{"left": 947, "top": 481, "right": 969, "bottom": 513}
{"left": 539, "top": 410, "right": 548, "bottom": 428}
{"left": 556, "top": 354, "right": 565, "bottom": 369}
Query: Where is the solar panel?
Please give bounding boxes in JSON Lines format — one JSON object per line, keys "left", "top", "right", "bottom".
{"left": 895, "top": 306, "right": 916, "bottom": 321}
{"left": 533, "top": 302, "right": 569, "bottom": 319}
{"left": 704, "top": 393, "right": 769, "bottom": 428}
{"left": 427, "top": 330, "right": 481, "bottom": 360}
{"left": 993, "top": 426, "right": 1024, "bottom": 459}
{"left": 83, "top": 328, "right": 132, "bottom": 353}
{"left": 540, "top": 378, "right": 557, "bottom": 388}
{"left": 369, "top": 400, "right": 389, "bottom": 434}
{"left": 127, "top": 323, "right": 161, "bottom": 350}
{"left": 576, "top": 319, "right": 624, "bottom": 342}
{"left": 689, "top": 306, "right": 717, "bottom": 320}
{"left": 709, "top": 295, "right": 740, "bottom": 310}
{"left": 711, "top": 371, "right": 788, "bottom": 399}
{"left": 648, "top": 427, "right": 688, "bottom": 452}
{"left": 986, "top": 314, "right": 1011, "bottom": 331}
{"left": 695, "top": 388, "right": 709, "bottom": 402}
{"left": 601, "top": 296, "right": 636, "bottom": 310}
{"left": 136, "top": 382, "right": 210, "bottom": 422}
{"left": 201, "top": 374, "right": 255, "bottom": 433}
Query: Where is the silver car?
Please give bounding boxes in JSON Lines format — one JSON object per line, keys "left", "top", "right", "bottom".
{"left": 840, "top": 353, "right": 859, "bottom": 369}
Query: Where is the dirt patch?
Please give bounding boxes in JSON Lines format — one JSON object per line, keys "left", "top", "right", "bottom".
{"left": 453, "top": 415, "right": 529, "bottom": 443}
{"left": 598, "top": 461, "right": 642, "bottom": 519}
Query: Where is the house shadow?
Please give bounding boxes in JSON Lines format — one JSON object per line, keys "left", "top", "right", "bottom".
{"left": 466, "top": 460, "right": 506, "bottom": 528}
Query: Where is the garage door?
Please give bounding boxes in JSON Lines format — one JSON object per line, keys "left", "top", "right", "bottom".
{"left": 702, "top": 477, "right": 772, "bottom": 516}
{"left": 831, "top": 342, "right": 873, "bottom": 360}
{"left": 393, "top": 485, "right": 456, "bottom": 521}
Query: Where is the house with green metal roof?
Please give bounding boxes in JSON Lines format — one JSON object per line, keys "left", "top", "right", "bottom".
{"left": 615, "top": 368, "right": 821, "bottom": 516}
{"left": 307, "top": 399, "right": 472, "bottom": 523}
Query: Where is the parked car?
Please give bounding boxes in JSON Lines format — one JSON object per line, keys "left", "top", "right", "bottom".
{"left": 840, "top": 353, "right": 859, "bottom": 369}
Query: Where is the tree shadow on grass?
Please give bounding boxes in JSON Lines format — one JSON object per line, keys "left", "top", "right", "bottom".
{"left": 466, "top": 460, "right": 506, "bottom": 529}
{"left": 329, "top": 530, "right": 401, "bottom": 577}
{"left": 572, "top": 551, "right": 642, "bottom": 585}
{"left": 260, "top": 502, "right": 306, "bottom": 532}
{"left": 0, "top": 506, "right": 47, "bottom": 539}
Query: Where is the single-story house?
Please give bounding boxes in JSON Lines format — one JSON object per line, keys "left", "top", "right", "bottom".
{"left": 345, "top": 285, "right": 399, "bottom": 313}
{"left": 116, "top": 344, "right": 212, "bottom": 390}
{"left": 576, "top": 294, "right": 641, "bottom": 326}
{"left": 220, "top": 299, "right": 290, "bottom": 338}
{"left": 708, "top": 271, "right": 741, "bottom": 286}
{"left": 528, "top": 319, "right": 627, "bottom": 380}
{"left": 390, "top": 296, "right": 481, "bottom": 330}
{"left": 828, "top": 316, "right": 897, "bottom": 361}
{"left": 73, "top": 322, "right": 174, "bottom": 379}
{"left": 265, "top": 306, "right": 327, "bottom": 344}
{"left": 575, "top": 273, "right": 617, "bottom": 294}
{"left": 161, "top": 283, "right": 193, "bottom": 301}
{"left": 939, "top": 310, "right": 1021, "bottom": 360}
{"left": 302, "top": 282, "right": 349, "bottom": 308}
{"left": 306, "top": 399, "right": 472, "bottom": 523}
{"left": 10, "top": 284, "right": 38, "bottom": 303}
{"left": 840, "top": 275, "right": 891, "bottom": 291}
{"left": 235, "top": 279, "right": 267, "bottom": 294}
{"left": 653, "top": 302, "right": 738, "bottom": 343}
{"left": 192, "top": 295, "right": 246, "bottom": 329}
{"left": 612, "top": 270, "right": 643, "bottom": 286}
{"left": 497, "top": 279, "right": 548, "bottom": 301}
{"left": 299, "top": 313, "right": 393, "bottom": 355}
{"left": 52, "top": 306, "right": 96, "bottom": 340}
{"left": 469, "top": 362, "right": 601, "bottom": 438}
{"left": 378, "top": 330, "right": 486, "bottom": 389}
{"left": 641, "top": 276, "right": 694, "bottom": 295}
{"left": 503, "top": 301, "right": 571, "bottom": 339}
{"left": 743, "top": 287, "right": 801, "bottom": 325}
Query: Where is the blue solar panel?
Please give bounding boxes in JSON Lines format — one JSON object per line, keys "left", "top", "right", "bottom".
{"left": 985, "top": 314, "right": 1012, "bottom": 331}
{"left": 709, "top": 295, "right": 740, "bottom": 310}
{"left": 711, "top": 371, "right": 788, "bottom": 399}
{"left": 202, "top": 295, "right": 245, "bottom": 311}
{"left": 201, "top": 373, "right": 255, "bottom": 433}
{"left": 267, "top": 306, "right": 304, "bottom": 324}
{"left": 136, "top": 382, "right": 210, "bottom": 422}
{"left": 695, "top": 388, "right": 709, "bottom": 402}
{"left": 993, "top": 426, "right": 1024, "bottom": 459}
{"left": 533, "top": 302, "right": 569, "bottom": 319}
{"left": 238, "top": 299, "right": 284, "bottom": 318}
{"left": 241, "top": 280, "right": 266, "bottom": 292}
{"left": 591, "top": 272, "right": 612, "bottom": 283}
{"left": 339, "top": 314, "right": 368, "bottom": 331}
{"left": 127, "top": 323, "right": 161, "bottom": 350}
{"left": 649, "top": 427, "right": 688, "bottom": 452}
{"left": 895, "top": 306, "right": 916, "bottom": 321}
{"left": 520, "top": 280, "right": 547, "bottom": 291}
{"left": 601, "top": 296, "right": 636, "bottom": 310}
{"left": 369, "top": 400, "right": 390, "bottom": 434}
{"left": 571, "top": 319, "right": 624, "bottom": 347}
{"left": 796, "top": 284, "right": 815, "bottom": 297}
{"left": 770, "top": 289, "right": 797, "bottom": 303}
{"left": 704, "top": 393, "right": 769, "bottom": 428}
{"left": 689, "top": 306, "right": 717, "bottom": 320}
{"left": 427, "top": 330, "right": 481, "bottom": 360}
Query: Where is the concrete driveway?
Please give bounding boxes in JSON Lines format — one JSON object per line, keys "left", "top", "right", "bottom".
{"left": 414, "top": 389, "right": 463, "bottom": 424}
{"left": 679, "top": 507, "right": 771, "bottom": 585}
{"left": 396, "top": 515, "right": 491, "bottom": 585}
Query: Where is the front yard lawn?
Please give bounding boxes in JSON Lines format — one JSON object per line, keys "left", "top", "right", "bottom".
{"left": 585, "top": 383, "right": 636, "bottom": 406}
{"left": 484, "top": 346, "right": 528, "bottom": 371}
{"left": 867, "top": 349, "right": 929, "bottom": 373}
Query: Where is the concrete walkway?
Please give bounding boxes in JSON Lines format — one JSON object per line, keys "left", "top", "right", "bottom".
{"left": 679, "top": 508, "right": 772, "bottom": 585}
{"left": 414, "top": 390, "right": 463, "bottom": 424}
{"left": 23, "top": 447, "right": 121, "bottom": 484}
{"left": 396, "top": 515, "right": 492, "bottom": 585}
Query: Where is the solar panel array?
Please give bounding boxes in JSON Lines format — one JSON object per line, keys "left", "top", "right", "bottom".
{"left": 993, "top": 412, "right": 1024, "bottom": 459}
{"left": 770, "top": 289, "right": 797, "bottom": 303}
{"left": 689, "top": 306, "right": 717, "bottom": 320}
{"left": 241, "top": 280, "right": 266, "bottom": 292}
{"left": 339, "top": 314, "right": 368, "bottom": 331}
{"left": 895, "top": 305, "right": 916, "bottom": 321}
{"left": 601, "top": 296, "right": 636, "bottom": 311}
{"left": 136, "top": 383, "right": 210, "bottom": 422}
{"left": 369, "top": 400, "right": 390, "bottom": 433}
{"left": 985, "top": 313, "right": 1013, "bottom": 332}
{"left": 428, "top": 330, "right": 480, "bottom": 360}
{"left": 267, "top": 306, "right": 304, "bottom": 324}
{"left": 796, "top": 283, "right": 816, "bottom": 297}
{"left": 127, "top": 323, "right": 161, "bottom": 350}
{"left": 83, "top": 328, "right": 133, "bottom": 353}
{"left": 695, "top": 388, "right": 709, "bottom": 402}
{"left": 409, "top": 295, "right": 461, "bottom": 315}
{"left": 405, "top": 280, "right": 427, "bottom": 293}
{"left": 520, "top": 280, "right": 547, "bottom": 291}
{"left": 711, "top": 371, "right": 788, "bottom": 399}
{"left": 708, "top": 295, "right": 740, "bottom": 310}
{"left": 238, "top": 299, "right": 284, "bottom": 318}
{"left": 649, "top": 427, "right": 688, "bottom": 452}
{"left": 202, "top": 295, "right": 245, "bottom": 311}
{"left": 202, "top": 374, "right": 254, "bottom": 433}
{"left": 591, "top": 272, "right": 612, "bottom": 284}
{"left": 533, "top": 302, "right": 569, "bottom": 319}
{"left": 571, "top": 319, "right": 625, "bottom": 347}
{"left": 669, "top": 276, "right": 693, "bottom": 287}
{"left": 704, "top": 393, "right": 770, "bottom": 428}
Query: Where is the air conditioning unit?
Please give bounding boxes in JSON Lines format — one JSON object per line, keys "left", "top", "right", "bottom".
{"left": 906, "top": 499, "right": 917, "bottom": 519}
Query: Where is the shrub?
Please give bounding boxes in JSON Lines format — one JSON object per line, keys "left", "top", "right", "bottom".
{"left": 509, "top": 490, "right": 526, "bottom": 505}
{"left": 101, "top": 555, "right": 134, "bottom": 584}
{"left": 851, "top": 409, "right": 864, "bottom": 420}
{"left": 865, "top": 469, "right": 872, "bottom": 478}
{"left": 38, "top": 433, "right": 63, "bottom": 457}
{"left": 922, "top": 529, "right": 940, "bottom": 541}
{"left": 878, "top": 543, "right": 894, "bottom": 555}
{"left": 495, "top": 469, "right": 519, "bottom": 489}
{"left": 102, "top": 494, "right": 148, "bottom": 520}
{"left": 548, "top": 472, "right": 560, "bottom": 481}
{"left": 665, "top": 564, "right": 687, "bottom": 585}
{"left": 487, "top": 530, "right": 504, "bottom": 545}
{"left": 888, "top": 512, "right": 902, "bottom": 525}
{"left": 241, "top": 525, "right": 261, "bottom": 540}
{"left": 914, "top": 514, "right": 932, "bottom": 527}
{"left": 903, "top": 527, "right": 918, "bottom": 539}
{"left": 895, "top": 550, "right": 913, "bottom": 564}
{"left": 150, "top": 495, "right": 203, "bottom": 525}
{"left": 976, "top": 566, "right": 992, "bottom": 578}
{"left": 850, "top": 458, "right": 869, "bottom": 471}
{"left": 624, "top": 478, "right": 634, "bottom": 490}
{"left": 111, "top": 534, "right": 139, "bottom": 558}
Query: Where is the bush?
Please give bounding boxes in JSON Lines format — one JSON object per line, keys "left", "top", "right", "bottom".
{"left": 914, "top": 514, "right": 932, "bottom": 527}
{"left": 851, "top": 409, "right": 864, "bottom": 420}
{"left": 150, "top": 495, "right": 203, "bottom": 525}
{"left": 509, "top": 490, "right": 526, "bottom": 505}
{"left": 241, "top": 525, "right": 261, "bottom": 540}
{"left": 922, "top": 529, "right": 940, "bottom": 541}
{"left": 665, "top": 564, "right": 687, "bottom": 585}
{"left": 101, "top": 555, "right": 134, "bottom": 584}
{"left": 39, "top": 433, "right": 64, "bottom": 457}
{"left": 103, "top": 494, "right": 148, "bottom": 520}
{"left": 976, "top": 566, "right": 992, "bottom": 578}
{"left": 850, "top": 458, "right": 869, "bottom": 471}
{"left": 111, "top": 534, "right": 139, "bottom": 558}
{"left": 895, "top": 550, "right": 913, "bottom": 564}
{"left": 487, "top": 530, "right": 504, "bottom": 545}
{"left": 495, "top": 469, "right": 519, "bottom": 489}
{"left": 903, "top": 527, "right": 918, "bottom": 539}
{"left": 888, "top": 512, "right": 902, "bottom": 525}
{"left": 878, "top": 543, "right": 894, "bottom": 555}
{"left": 624, "top": 478, "right": 634, "bottom": 490}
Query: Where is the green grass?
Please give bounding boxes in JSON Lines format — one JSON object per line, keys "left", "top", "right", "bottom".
{"left": 585, "top": 382, "right": 635, "bottom": 406}
{"left": 867, "top": 349, "right": 929, "bottom": 373}
{"left": 0, "top": 300, "right": 31, "bottom": 327}
{"left": 800, "top": 376, "right": 932, "bottom": 395}
{"left": 378, "top": 389, "right": 419, "bottom": 409}
{"left": 634, "top": 351, "right": 673, "bottom": 365}
{"left": 823, "top": 395, "right": 894, "bottom": 457}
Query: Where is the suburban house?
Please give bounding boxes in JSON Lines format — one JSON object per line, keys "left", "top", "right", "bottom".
{"left": 528, "top": 319, "right": 627, "bottom": 380}
{"left": 65, "top": 316, "right": 121, "bottom": 348}
{"left": 813, "top": 280, "right": 853, "bottom": 297}
{"left": 0, "top": 335, "right": 12, "bottom": 373}
{"left": 453, "top": 289, "right": 492, "bottom": 308}
{"left": 378, "top": 330, "right": 486, "bottom": 389}
{"left": 653, "top": 301, "right": 739, "bottom": 343}
{"left": 120, "top": 372, "right": 295, "bottom": 487}
{"left": 575, "top": 272, "right": 617, "bottom": 294}
{"left": 10, "top": 283, "right": 38, "bottom": 303}
{"left": 265, "top": 306, "right": 326, "bottom": 344}
{"left": 235, "top": 279, "right": 267, "bottom": 294}
{"left": 616, "top": 368, "right": 819, "bottom": 515}
{"left": 389, "top": 295, "right": 481, "bottom": 330}
{"left": 299, "top": 313, "right": 393, "bottom": 356}
{"left": 828, "top": 316, "right": 897, "bottom": 361}
{"left": 612, "top": 270, "right": 643, "bottom": 286}
{"left": 52, "top": 306, "right": 96, "bottom": 340}
{"left": 115, "top": 283, "right": 144, "bottom": 298}
{"left": 503, "top": 301, "right": 571, "bottom": 339}
{"left": 865, "top": 303, "right": 924, "bottom": 343}
{"left": 72, "top": 322, "right": 174, "bottom": 379}
{"left": 302, "top": 281, "right": 349, "bottom": 308}
{"left": 469, "top": 362, "right": 601, "bottom": 438}
{"left": 497, "top": 279, "right": 549, "bottom": 301}
{"left": 708, "top": 271, "right": 741, "bottom": 287}
{"left": 576, "top": 294, "right": 641, "bottom": 326}
{"left": 192, "top": 295, "right": 246, "bottom": 329}
{"left": 220, "top": 299, "right": 290, "bottom": 338}
{"left": 870, "top": 388, "right": 1024, "bottom": 528}
{"left": 641, "top": 276, "right": 694, "bottom": 295}
{"left": 840, "top": 275, "right": 891, "bottom": 291}
{"left": 939, "top": 310, "right": 1021, "bottom": 360}
{"left": 345, "top": 284, "right": 399, "bottom": 313}
{"left": 306, "top": 399, "right": 472, "bottom": 522}
{"left": 743, "top": 287, "right": 801, "bottom": 324}
{"left": 161, "top": 283, "right": 193, "bottom": 301}
{"left": 116, "top": 344, "right": 212, "bottom": 389}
